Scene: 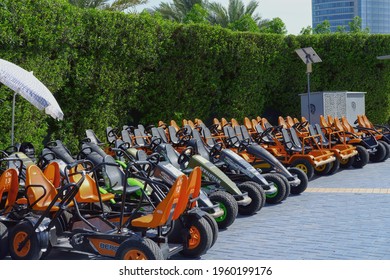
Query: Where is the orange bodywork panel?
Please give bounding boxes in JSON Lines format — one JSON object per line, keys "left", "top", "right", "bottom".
{"left": 131, "top": 175, "right": 187, "bottom": 228}
{"left": 25, "top": 165, "right": 64, "bottom": 211}
{"left": 43, "top": 162, "right": 61, "bottom": 189}
{"left": 0, "top": 168, "right": 19, "bottom": 211}
{"left": 69, "top": 167, "right": 114, "bottom": 203}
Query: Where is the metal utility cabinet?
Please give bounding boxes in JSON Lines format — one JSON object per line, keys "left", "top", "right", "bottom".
{"left": 300, "top": 91, "right": 366, "bottom": 125}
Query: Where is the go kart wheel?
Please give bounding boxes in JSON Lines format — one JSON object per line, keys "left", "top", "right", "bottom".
{"left": 379, "top": 140, "right": 390, "bottom": 161}
{"left": 339, "top": 156, "right": 355, "bottom": 169}
{"left": 370, "top": 141, "right": 387, "bottom": 162}
{"left": 0, "top": 222, "right": 9, "bottom": 259}
{"left": 288, "top": 167, "right": 308, "bottom": 194}
{"left": 327, "top": 159, "right": 340, "bottom": 175}
{"left": 9, "top": 221, "right": 42, "bottom": 260}
{"left": 273, "top": 174, "right": 290, "bottom": 200}
{"left": 116, "top": 238, "right": 164, "bottom": 260}
{"left": 262, "top": 173, "right": 287, "bottom": 204}
{"left": 241, "top": 181, "right": 266, "bottom": 208}
{"left": 208, "top": 191, "right": 238, "bottom": 229}
{"left": 291, "top": 159, "right": 314, "bottom": 180}
{"left": 314, "top": 163, "right": 332, "bottom": 176}
{"left": 237, "top": 182, "right": 264, "bottom": 215}
{"left": 352, "top": 146, "right": 369, "bottom": 168}
{"left": 202, "top": 212, "right": 218, "bottom": 248}
{"left": 180, "top": 216, "right": 213, "bottom": 258}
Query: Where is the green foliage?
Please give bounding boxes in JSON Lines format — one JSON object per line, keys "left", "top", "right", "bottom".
{"left": 259, "top": 17, "right": 287, "bottom": 35}
{"left": 183, "top": 3, "right": 209, "bottom": 24}
{"left": 68, "top": 0, "right": 146, "bottom": 11}
{"left": 1, "top": 0, "right": 390, "bottom": 154}
{"left": 300, "top": 26, "right": 312, "bottom": 35}
{"left": 227, "top": 14, "right": 259, "bottom": 32}
{"left": 313, "top": 20, "right": 331, "bottom": 34}
{"left": 349, "top": 16, "right": 370, "bottom": 34}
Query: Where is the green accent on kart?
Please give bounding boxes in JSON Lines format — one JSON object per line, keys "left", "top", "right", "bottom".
{"left": 127, "top": 177, "right": 149, "bottom": 196}
{"left": 266, "top": 184, "right": 278, "bottom": 199}
{"left": 215, "top": 203, "right": 227, "bottom": 222}
{"left": 99, "top": 187, "right": 116, "bottom": 204}
{"left": 116, "top": 160, "right": 127, "bottom": 169}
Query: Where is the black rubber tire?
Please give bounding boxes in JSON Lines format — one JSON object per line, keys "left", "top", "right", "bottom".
{"left": 242, "top": 181, "right": 266, "bottom": 208}
{"left": 352, "top": 145, "right": 369, "bottom": 168}
{"left": 327, "top": 158, "right": 340, "bottom": 175}
{"left": 290, "top": 158, "right": 315, "bottom": 180}
{"left": 180, "top": 216, "right": 213, "bottom": 258}
{"left": 273, "top": 174, "right": 291, "bottom": 200}
{"left": 287, "top": 167, "right": 308, "bottom": 195}
{"left": 370, "top": 141, "right": 387, "bottom": 162}
{"left": 314, "top": 162, "right": 332, "bottom": 176}
{"left": 202, "top": 212, "right": 218, "bottom": 248}
{"left": 0, "top": 222, "right": 9, "bottom": 259}
{"left": 379, "top": 140, "right": 390, "bottom": 161}
{"left": 115, "top": 237, "right": 164, "bottom": 260}
{"left": 262, "top": 173, "right": 287, "bottom": 204}
{"left": 9, "top": 221, "right": 42, "bottom": 260}
{"left": 237, "top": 182, "right": 264, "bottom": 215}
{"left": 339, "top": 156, "right": 355, "bottom": 169}
{"left": 208, "top": 191, "right": 238, "bottom": 229}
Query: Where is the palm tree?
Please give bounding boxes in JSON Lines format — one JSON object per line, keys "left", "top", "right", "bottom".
{"left": 207, "top": 0, "right": 261, "bottom": 28}
{"left": 68, "top": 0, "right": 146, "bottom": 11}
{"left": 153, "top": 0, "right": 204, "bottom": 22}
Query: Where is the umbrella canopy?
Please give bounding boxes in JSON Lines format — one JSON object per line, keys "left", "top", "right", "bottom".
{"left": 0, "top": 58, "right": 64, "bottom": 120}
{"left": 0, "top": 58, "right": 64, "bottom": 145}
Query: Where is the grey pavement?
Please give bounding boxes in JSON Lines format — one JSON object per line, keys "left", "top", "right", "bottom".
{"left": 11, "top": 160, "right": 390, "bottom": 260}
{"left": 199, "top": 160, "right": 390, "bottom": 260}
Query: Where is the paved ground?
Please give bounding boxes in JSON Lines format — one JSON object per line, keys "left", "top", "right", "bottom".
{"left": 199, "top": 160, "right": 390, "bottom": 260}
{"left": 11, "top": 159, "right": 390, "bottom": 260}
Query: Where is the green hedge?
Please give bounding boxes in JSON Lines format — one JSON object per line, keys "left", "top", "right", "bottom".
{"left": 1, "top": 0, "right": 390, "bottom": 152}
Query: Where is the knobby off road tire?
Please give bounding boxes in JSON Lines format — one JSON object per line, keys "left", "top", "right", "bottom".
{"left": 208, "top": 191, "right": 238, "bottom": 229}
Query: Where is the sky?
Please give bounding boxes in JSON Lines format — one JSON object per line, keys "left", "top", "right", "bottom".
{"left": 134, "top": 0, "right": 312, "bottom": 35}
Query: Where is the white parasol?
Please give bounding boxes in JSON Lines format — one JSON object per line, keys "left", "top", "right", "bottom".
{"left": 0, "top": 58, "right": 64, "bottom": 145}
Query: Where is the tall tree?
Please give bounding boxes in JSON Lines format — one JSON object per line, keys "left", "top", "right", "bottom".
{"left": 349, "top": 16, "right": 369, "bottom": 33}
{"left": 153, "top": 0, "right": 204, "bottom": 22}
{"left": 313, "top": 20, "right": 331, "bottom": 34}
{"left": 68, "top": 0, "right": 146, "bottom": 11}
{"left": 258, "top": 17, "right": 287, "bottom": 35}
{"left": 207, "top": 0, "right": 261, "bottom": 28}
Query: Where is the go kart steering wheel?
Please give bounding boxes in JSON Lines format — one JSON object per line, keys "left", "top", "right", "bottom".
{"left": 178, "top": 146, "right": 194, "bottom": 165}
{"left": 149, "top": 137, "right": 162, "bottom": 151}
{"left": 209, "top": 143, "right": 222, "bottom": 157}
{"left": 238, "top": 138, "right": 250, "bottom": 152}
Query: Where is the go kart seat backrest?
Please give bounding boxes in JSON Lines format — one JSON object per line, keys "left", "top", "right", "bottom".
{"left": 223, "top": 126, "right": 240, "bottom": 148}
{"left": 286, "top": 116, "right": 296, "bottom": 128}
{"left": 45, "top": 140, "right": 75, "bottom": 164}
{"left": 261, "top": 118, "right": 273, "bottom": 129}
{"left": 0, "top": 168, "right": 19, "bottom": 211}
{"left": 199, "top": 123, "right": 218, "bottom": 148}
{"left": 168, "top": 125, "right": 180, "bottom": 144}
{"left": 278, "top": 116, "right": 288, "bottom": 129}
{"left": 280, "top": 129, "right": 302, "bottom": 153}
{"left": 341, "top": 116, "right": 356, "bottom": 134}
{"left": 239, "top": 125, "right": 254, "bottom": 142}
{"left": 121, "top": 129, "right": 134, "bottom": 147}
{"left": 170, "top": 120, "right": 180, "bottom": 131}
{"left": 68, "top": 163, "right": 115, "bottom": 203}
{"left": 43, "top": 161, "right": 61, "bottom": 188}
{"left": 86, "top": 129, "right": 104, "bottom": 145}
{"left": 25, "top": 165, "right": 63, "bottom": 211}
{"left": 289, "top": 128, "right": 312, "bottom": 152}
{"left": 243, "top": 117, "right": 253, "bottom": 131}
{"left": 308, "top": 125, "right": 328, "bottom": 146}
{"left": 131, "top": 175, "right": 188, "bottom": 228}
{"left": 134, "top": 128, "right": 149, "bottom": 147}
{"left": 156, "top": 143, "right": 181, "bottom": 169}
{"left": 106, "top": 127, "right": 117, "bottom": 145}
{"left": 172, "top": 166, "right": 201, "bottom": 219}
{"left": 333, "top": 117, "right": 346, "bottom": 132}
{"left": 157, "top": 127, "right": 169, "bottom": 143}
{"left": 188, "top": 130, "right": 211, "bottom": 161}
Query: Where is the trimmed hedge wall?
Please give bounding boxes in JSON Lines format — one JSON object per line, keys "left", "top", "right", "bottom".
{"left": 1, "top": 0, "right": 390, "bottom": 151}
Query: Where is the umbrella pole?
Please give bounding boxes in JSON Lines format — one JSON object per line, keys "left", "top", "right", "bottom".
{"left": 11, "top": 92, "right": 16, "bottom": 146}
